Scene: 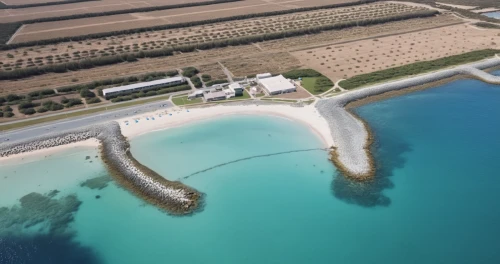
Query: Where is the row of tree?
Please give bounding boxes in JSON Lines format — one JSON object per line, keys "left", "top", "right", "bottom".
{"left": 0, "top": 9, "right": 439, "bottom": 80}
{"left": 0, "top": 0, "right": 95, "bottom": 9}
{"left": 0, "top": 0, "right": 376, "bottom": 47}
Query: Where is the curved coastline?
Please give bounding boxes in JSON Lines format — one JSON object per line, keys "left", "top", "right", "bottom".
{"left": 0, "top": 122, "right": 201, "bottom": 215}
{"left": 316, "top": 57, "right": 500, "bottom": 180}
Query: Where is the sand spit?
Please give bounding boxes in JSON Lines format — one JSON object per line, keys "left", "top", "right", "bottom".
{"left": 0, "top": 122, "right": 201, "bottom": 215}
{"left": 316, "top": 58, "right": 500, "bottom": 180}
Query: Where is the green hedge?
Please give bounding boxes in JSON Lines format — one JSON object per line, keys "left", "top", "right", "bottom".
{"left": 190, "top": 76, "right": 202, "bottom": 88}
{"left": 339, "top": 49, "right": 500, "bottom": 89}
{"left": 110, "top": 84, "right": 190, "bottom": 102}
{"left": 182, "top": 67, "right": 199, "bottom": 78}
{"left": 282, "top": 69, "right": 323, "bottom": 79}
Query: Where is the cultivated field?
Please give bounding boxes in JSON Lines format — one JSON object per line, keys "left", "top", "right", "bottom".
{"left": 0, "top": 0, "right": 216, "bottom": 23}
{"left": 0, "top": 2, "right": 430, "bottom": 70}
{"left": 291, "top": 24, "right": 500, "bottom": 82}
{"left": 0, "top": 14, "right": 467, "bottom": 96}
{"left": 1, "top": 0, "right": 64, "bottom": 5}
{"left": 7, "top": 0, "right": 364, "bottom": 43}
{"left": 197, "top": 63, "right": 227, "bottom": 80}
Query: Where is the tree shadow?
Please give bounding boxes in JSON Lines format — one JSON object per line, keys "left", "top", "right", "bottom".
{"left": 331, "top": 131, "right": 412, "bottom": 207}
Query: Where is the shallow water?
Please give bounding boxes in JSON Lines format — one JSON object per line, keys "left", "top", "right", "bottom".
{"left": 483, "top": 11, "right": 500, "bottom": 19}
{"left": 1, "top": 79, "right": 500, "bottom": 263}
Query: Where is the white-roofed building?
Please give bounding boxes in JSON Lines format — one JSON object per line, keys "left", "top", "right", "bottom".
{"left": 102, "top": 76, "right": 186, "bottom": 98}
{"left": 204, "top": 91, "right": 227, "bottom": 102}
{"left": 258, "top": 75, "right": 296, "bottom": 95}
{"left": 256, "top": 73, "right": 272, "bottom": 80}
{"left": 228, "top": 83, "right": 244, "bottom": 96}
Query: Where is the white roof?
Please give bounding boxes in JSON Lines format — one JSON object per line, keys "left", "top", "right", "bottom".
{"left": 229, "top": 83, "right": 243, "bottom": 89}
{"left": 102, "top": 76, "right": 184, "bottom": 95}
{"left": 256, "top": 73, "right": 272, "bottom": 79}
{"left": 204, "top": 91, "right": 226, "bottom": 100}
{"left": 259, "top": 75, "right": 295, "bottom": 93}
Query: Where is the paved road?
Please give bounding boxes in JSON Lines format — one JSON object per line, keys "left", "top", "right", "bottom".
{"left": 0, "top": 100, "right": 174, "bottom": 143}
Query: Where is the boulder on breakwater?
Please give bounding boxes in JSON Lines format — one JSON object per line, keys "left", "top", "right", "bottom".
{"left": 317, "top": 58, "right": 500, "bottom": 181}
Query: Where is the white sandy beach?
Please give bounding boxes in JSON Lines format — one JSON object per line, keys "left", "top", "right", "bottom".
{"left": 0, "top": 138, "right": 99, "bottom": 164}
{"left": 118, "top": 103, "right": 334, "bottom": 147}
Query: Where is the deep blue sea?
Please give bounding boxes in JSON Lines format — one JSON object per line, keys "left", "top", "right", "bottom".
{"left": 1, "top": 77, "right": 500, "bottom": 264}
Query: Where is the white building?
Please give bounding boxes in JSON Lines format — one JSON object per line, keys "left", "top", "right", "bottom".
{"left": 102, "top": 76, "right": 185, "bottom": 98}
{"left": 228, "top": 83, "right": 244, "bottom": 96}
{"left": 187, "top": 90, "right": 204, "bottom": 100}
{"left": 204, "top": 91, "right": 227, "bottom": 102}
{"left": 258, "top": 75, "right": 296, "bottom": 95}
{"left": 256, "top": 73, "right": 272, "bottom": 80}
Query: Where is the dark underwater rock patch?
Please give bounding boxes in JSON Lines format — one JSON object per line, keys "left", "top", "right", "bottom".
{"left": 80, "top": 176, "right": 112, "bottom": 190}
{"left": 0, "top": 192, "right": 81, "bottom": 236}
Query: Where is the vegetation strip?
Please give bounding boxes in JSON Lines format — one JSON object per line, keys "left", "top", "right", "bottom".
{"left": 0, "top": 0, "right": 97, "bottom": 9}
{"left": 0, "top": 93, "right": 180, "bottom": 131}
{"left": 339, "top": 49, "right": 500, "bottom": 90}
{"left": 0, "top": 10, "right": 439, "bottom": 80}
{"left": 0, "top": 0, "right": 377, "bottom": 48}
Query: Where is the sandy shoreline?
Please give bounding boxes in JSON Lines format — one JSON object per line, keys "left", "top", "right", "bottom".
{"left": 0, "top": 104, "right": 334, "bottom": 166}
{"left": 118, "top": 104, "right": 334, "bottom": 147}
{"left": 0, "top": 139, "right": 99, "bottom": 165}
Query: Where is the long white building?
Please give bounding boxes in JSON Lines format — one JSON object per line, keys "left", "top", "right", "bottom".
{"left": 258, "top": 75, "right": 296, "bottom": 95}
{"left": 102, "top": 76, "right": 186, "bottom": 98}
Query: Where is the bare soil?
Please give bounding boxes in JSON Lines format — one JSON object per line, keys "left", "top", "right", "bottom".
{"left": 291, "top": 23, "right": 500, "bottom": 82}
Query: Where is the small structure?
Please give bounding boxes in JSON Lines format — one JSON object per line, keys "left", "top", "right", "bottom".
{"left": 258, "top": 75, "right": 296, "bottom": 95}
{"left": 187, "top": 90, "right": 204, "bottom": 100}
{"left": 102, "top": 77, "right": 185, "bottom": 98}
{"left": 256, "top": 73, "right": 272, "bottom": 80}
{"left": 204, "top": 91, "right": 227, "bottom": 102}
{"left": 228, "top": 83, "right": 244, "bottom": 96}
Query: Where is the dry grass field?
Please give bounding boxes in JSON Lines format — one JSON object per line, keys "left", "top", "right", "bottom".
{"left": 7, "top": 0, "right": 364, "bottom": 42}
{"left": 291, "top": 24, "right": 500, "bottom": 82}
{"left": 221, "top": 52, "right": 301, "bottom": 77}
{"left": 197, "top": 63, "right": 227, "bottom": 80}
{"left": 0, "top": 0, "right": 214, "bottom": 23}
{"left": 0, "top": 2, "right": 429, "bottom": 70}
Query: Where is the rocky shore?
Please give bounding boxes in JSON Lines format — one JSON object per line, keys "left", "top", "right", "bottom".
{"left": 316, "top": 58, "right": 500, "bottom": 180}
{"left": 0, "top": 122, "right": 201, "bottom": 215}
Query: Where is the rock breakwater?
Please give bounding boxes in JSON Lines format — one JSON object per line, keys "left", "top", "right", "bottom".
{"left": 317, "top": 58, "right": 500, "bottom": 180}
{"left": 0, "top": 122, "right": 201, "bottom": 215}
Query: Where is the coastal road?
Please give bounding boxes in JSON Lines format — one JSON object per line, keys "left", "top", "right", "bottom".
{"left": 0, "top": 101, "right": 174, "bottom": 143}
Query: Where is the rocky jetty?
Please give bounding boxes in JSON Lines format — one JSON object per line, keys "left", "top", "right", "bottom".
{"left": 0, "top": 122, "right": 201, "bottom": 215}
{"left": 317, "top": 58, "right": 500, "bottom": 180}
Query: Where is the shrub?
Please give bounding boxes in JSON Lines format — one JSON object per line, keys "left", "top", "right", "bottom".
{"left": 3, "top": 105, "right": 13, "bottom": 112}
{"left": 6, "top": 94, "right": 22, "bottom": 102}
{"left": 182, "top": 67, "right": 199, "bottom": 77}
{"left": 166, "top": 70, "right": 178, "bottom": 77}
{"left": 60, "top": 97, "right": 69, "bottom": 104}
{"left": 80, "top": 88, "right": 95, "bottom": 98}
{"left": 190, "top": 76, "right": 202, "bottom": 88}
{"left": 21, "top": 108, "right": 36, "bottom": 115}
{"left": 201, "top": 74, "right": 212, "bottom": 82}
{"left": 86, "top": 97, "right": 101, "bottom": 104}
{"left": 5, "top": 111, "right": 14, "bottom": 117}
{"left": 18, "top": 101, "right": 39, "bottom": 109}
{"left": 64, "top": 98, "right": 83, "bottom": 107}
{"left": 36, "top": 107, "right": 48, "bottom": 113}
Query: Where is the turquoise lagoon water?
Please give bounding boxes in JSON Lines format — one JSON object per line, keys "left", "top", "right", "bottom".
{"left": 1, "top": 78, "right": 500, "bottom": 263}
